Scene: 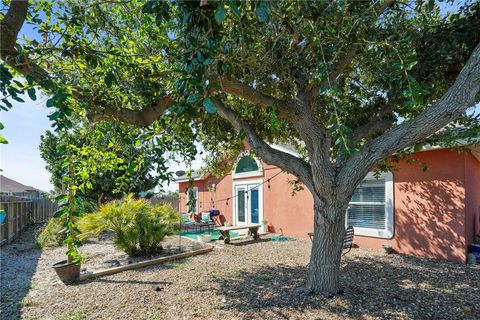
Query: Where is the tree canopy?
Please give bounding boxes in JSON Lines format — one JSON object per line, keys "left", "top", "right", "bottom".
{"left": 39, "top": 121, "right": 171, "bottom": 205}
{"left": 1, "top": 0, "right": 480, "bottom": 293}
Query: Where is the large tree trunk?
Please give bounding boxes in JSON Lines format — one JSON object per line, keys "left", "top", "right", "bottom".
{"left": 306, "top": 200, "right": 348, "bottom": 294}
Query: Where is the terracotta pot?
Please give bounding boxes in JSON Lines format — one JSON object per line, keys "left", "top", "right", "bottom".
{"left": 53, "top": 260, "right": 80, "bottom": 283}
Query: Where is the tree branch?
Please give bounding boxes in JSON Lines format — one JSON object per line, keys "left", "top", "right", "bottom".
{"left": 86, "top": 96, "right": 173, "bottom": 127}
{"left": 340, "top": 41, "right": 480, "bottom": 193}
{"left": 348, "top": 99, "right": 399, "bottom": 145}
{"left": 217, "top": 77, "right": 295, "bottom": 117}
{"left": 0, "top": 1, "right": 171, "bottom": 127}
{"left": 309, "top": 0, "right": 396, "bottom": 98}
{"left": 0, "top": 0, "right": 49, "bottom": 82}
{"left": 214, "top": 99, "right": 315, "bottom": 194}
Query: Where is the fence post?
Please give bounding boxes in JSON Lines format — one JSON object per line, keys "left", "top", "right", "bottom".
{"left": 0, "top": 195, "right": 56, "bottom": 246}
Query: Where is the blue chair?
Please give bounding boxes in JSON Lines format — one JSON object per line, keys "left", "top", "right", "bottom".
{"left": 181, "top": 213, "right": 194, "bottom": 226}
{"left": 201, "top": 212, "right": 213, "bottom": 224}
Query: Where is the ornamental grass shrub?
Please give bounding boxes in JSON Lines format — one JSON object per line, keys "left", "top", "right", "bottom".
{"left": 37, "top": 217, "right": 65, "bottom": 248}
{"left": 37, "top": 198, "right": 95, "bottom": 248}
{"left": 78, "top": 194, "right": 180, "bottom": 256}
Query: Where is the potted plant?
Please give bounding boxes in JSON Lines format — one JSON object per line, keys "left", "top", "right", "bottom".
{"left": 52, "top": 189, "right": 84, "bottom": 283}
{"left": 261, "top": 219, "right": 269, "bottom": 233}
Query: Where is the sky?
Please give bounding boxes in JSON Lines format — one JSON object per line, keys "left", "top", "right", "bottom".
{"left": 0, "top": 0, "right": 477, "bottom": 193}
{"left": 1, "top": 95, "right": 54, "bottom": 191}
{"left": 0, "top": 96, "right": 204, "bottom": 192}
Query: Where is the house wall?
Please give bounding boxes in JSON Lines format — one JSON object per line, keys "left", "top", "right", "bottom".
{"left": 178, "top": 148, "right": 474, "bottom": 263}
{"left": 390, "top": 149, "right": 467, "bottom": 263}
{"left": 179, "top": 165, "right": 314, "bottom": 236}
{"left": 464, "top": 153, "right": 480, "bottom": 248}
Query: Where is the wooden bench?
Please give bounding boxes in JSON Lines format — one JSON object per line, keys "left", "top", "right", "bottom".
{"left": 217, "top": 224, "right": 261, "bottom": 244}
{"left": 308, "top": 226, "right": 355, "bottom": 255}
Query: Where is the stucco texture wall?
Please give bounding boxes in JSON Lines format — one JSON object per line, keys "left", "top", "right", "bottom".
{"left": 178, "top": 148, "right": 479, "bottom": 263}
{"left": 391, "top": 149, "right": 468, "bottom": 263}
{"left": 465, "top": 152, "right": 480, "bottom": 247}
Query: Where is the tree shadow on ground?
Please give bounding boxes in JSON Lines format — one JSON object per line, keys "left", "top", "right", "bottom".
{"left": 0, "top": 224, "right": 43, "bottom": 320}
{"left": 212, "top": 253, "right": 480, "bottom": 320}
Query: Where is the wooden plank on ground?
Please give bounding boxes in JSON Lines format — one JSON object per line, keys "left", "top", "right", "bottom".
{"left": 79, "top": 246, "right": 214, "bottom": 281}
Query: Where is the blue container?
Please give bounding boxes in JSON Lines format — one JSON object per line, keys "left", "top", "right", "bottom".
{"left": 0, "top": 210, "right": 6, "bottom": 224}
{"left": 209, "top": 210, "right": 220, "bottom": 216}
{"left": 469, "top": 244, "right": 480, "bottom": 263}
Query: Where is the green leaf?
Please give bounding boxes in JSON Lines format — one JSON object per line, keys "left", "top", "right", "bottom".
{"left": 163, "top": 106, "right": 177, "bottom": 116}
{"left": 177, "top": 105, "right": 187, "bottom": 114}
{"left": 187, "top": 93, "right": 201, "bottom": 104}
{"left": 228, "top": 0, "right": 240, "bottom": 18}
{"left": 27, "top": 88, "right": 37, "bottom": 101}
{"left": 0, "top": 135, "right": 8, "bottom": 144}
{"left": 26, "top": 75, "right": 34, "bottom": 85}
{"left": 202, "top": 98, "right": 217, "bottom": 114}
{"left": 46, "top": 98, "right": 55, "bottom": 108}
{"left": 1, "top": 99, "right": 12, "bottom": 109}
{"left": 55, "top": 194, "right": 68, "bottom": 202}
{"left": 0, "top": 123, "right": 4, "bottom": 130}
{"left": 11, "top": 95, "right": 25, "bottom": 103}
{"left": 215, "top": 4, "right": 226, "bottom": 24}
{"left": 53, "top": 209, "right": 66, "bottom": 218}
{"left": 142, "top": 0, "right": 155, "bottom": 13}
{"left": 256, "top": 2, "right": 270, "bottom": 23}
{"left": 104, "top": 72, "right": 115, "bottom": 87}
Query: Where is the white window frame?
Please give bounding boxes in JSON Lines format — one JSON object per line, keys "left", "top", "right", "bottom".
{"left": 187, "top": 186, "right": 199, "bottom": 214}
{"left": 232, "top": 152, "right": 263, "bottom": 179}
{"left": 346, "top": 172, "right": 394, "bottom": 238}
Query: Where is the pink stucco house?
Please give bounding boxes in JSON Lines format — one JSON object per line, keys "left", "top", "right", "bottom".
{"left": 176, "top": 145, "right": 480, "bottom": 264}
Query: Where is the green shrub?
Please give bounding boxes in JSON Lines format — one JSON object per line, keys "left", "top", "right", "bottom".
{"left": 78, "top": 194, "right": 181, "bottom": 256}
{"left": 37, "top": 217, "right": 65, "bottom": 248}
{"left": 37, "top": 197, "right": 95, "bottom": 248}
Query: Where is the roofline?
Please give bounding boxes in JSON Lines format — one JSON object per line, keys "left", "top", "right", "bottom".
{"left": 413, "top": 143, "right": 480, "bottom": 161}
{"left": 173, "top": 143, "right": 480, "bottom": 184}
{"left": 173, "top": 172, "right": 210, "bottom": 183}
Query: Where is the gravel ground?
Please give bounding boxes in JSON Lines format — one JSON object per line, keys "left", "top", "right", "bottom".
{"left": 1, "top": 224, "right": 479, "bottom": 320}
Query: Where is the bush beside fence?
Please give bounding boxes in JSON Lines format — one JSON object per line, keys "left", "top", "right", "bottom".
{"left": 0, "top": 194, "right": 57, "bottom": 245}
{"left": 149, "top": 194, "right": 179, "bottom": 211}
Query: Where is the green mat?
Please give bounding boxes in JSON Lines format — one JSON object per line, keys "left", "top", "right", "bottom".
{"left": 269, "top": 235, "right": 296, "bottom": 242}
{"left": 179, "top": 229, "right": 239, "bottom": 241}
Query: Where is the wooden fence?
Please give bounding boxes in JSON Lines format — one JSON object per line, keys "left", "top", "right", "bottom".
{"left": 150, "top": 194, "right": 179, "bottom": 211}
{"left": 0, "top": 195, "right": 57, "bottom": 246}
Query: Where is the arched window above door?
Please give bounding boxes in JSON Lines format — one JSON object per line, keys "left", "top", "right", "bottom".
{"left": 232, "top": 153, "right": 263, "bottom": 178}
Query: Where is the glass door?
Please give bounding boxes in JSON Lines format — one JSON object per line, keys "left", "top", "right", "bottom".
{"left": 234, "top": 183, "right": 260, "bottom": 225}
{"left": 235, "top": 186, "right": 247, "bottom": 225}
{"left": 250, "top": 187, "right": 259, "bottom": 224}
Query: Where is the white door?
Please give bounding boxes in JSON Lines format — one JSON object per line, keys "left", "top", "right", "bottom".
{"left": 234, "top": 182, "right": 262, "bottom": 226}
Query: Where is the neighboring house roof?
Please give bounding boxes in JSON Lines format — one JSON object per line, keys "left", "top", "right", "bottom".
{"left": 173, "top": 170, "right": 210, "bottom": 183}
{"left": 0, "top": 175, "right": 43, "bottom": 193}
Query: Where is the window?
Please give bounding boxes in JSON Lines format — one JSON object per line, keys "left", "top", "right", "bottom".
{"left": 187, "top": 186, "right": 198, "bottom": 214}
{"left": 233, "top": 153, "right": 262, "bottom": 178}
{"left": 346, "top": 172, "right": 393, "bottom": 238}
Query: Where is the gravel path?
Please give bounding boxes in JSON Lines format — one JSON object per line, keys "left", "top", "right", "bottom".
{"left": 1, "top": 225, "right": 479, "bottom": 320}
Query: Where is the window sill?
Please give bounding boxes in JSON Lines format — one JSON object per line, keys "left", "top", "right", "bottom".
{"left": 352, "top": 227, "right": 393, "bottom": 239}
{"left": 232, "top": 171, "right": 263, "bottom": 179}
